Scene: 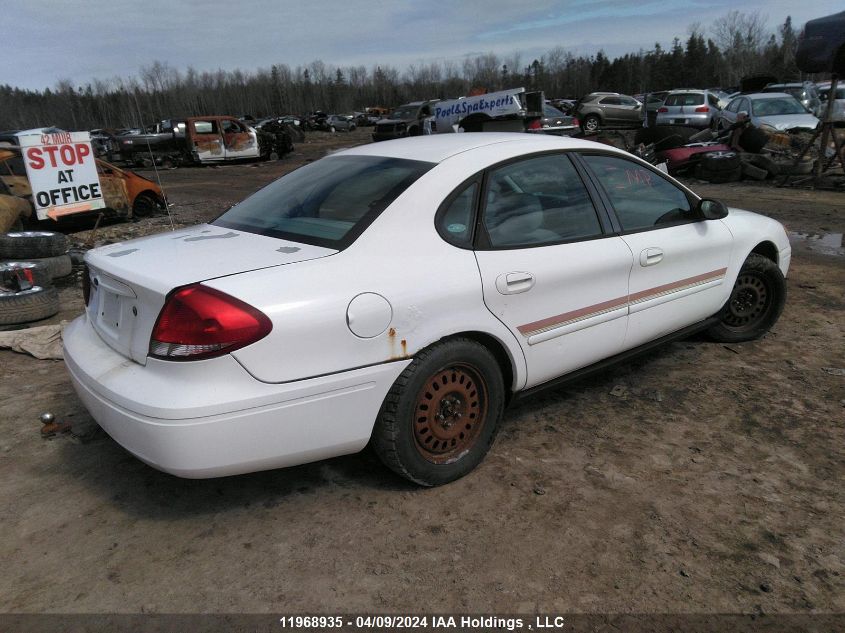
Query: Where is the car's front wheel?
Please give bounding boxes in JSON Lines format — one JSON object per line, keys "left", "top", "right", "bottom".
{"left": 372, "top": 338, "right": 505, "bottom": 486}
{"left": 707, "top": 253, "right": 786, "bottom": 343}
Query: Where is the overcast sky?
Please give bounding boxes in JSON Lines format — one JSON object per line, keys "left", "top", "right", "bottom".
{"left": 3, "top": 0, "right": 841, "bottom": 91}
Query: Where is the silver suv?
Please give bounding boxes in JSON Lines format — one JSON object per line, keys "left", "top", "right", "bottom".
{"left": 655, "top": 89, "right": 721, "bottom": 129}
{"left": 575, "top": 92, "right": 643, "bottom": 132}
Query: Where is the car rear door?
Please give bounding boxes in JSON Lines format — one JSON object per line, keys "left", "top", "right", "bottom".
{"left": 220, "top": 118, "right": 259, "bottom": 160}
{"left": 472, "top": 152, "right": 633, "bottom": 389}
{"left": 578, "top": 153, "right": 733, "bottom": 349}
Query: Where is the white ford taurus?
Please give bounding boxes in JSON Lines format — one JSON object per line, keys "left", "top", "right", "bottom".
{"left": 64, "top": 133, "right": 790, "bottom": 486}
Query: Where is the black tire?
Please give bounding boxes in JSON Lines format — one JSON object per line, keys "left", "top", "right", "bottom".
{"left": 695, "top": 164, "right": 742, "bottom": 183}
{"left": 748, "top": 154, "right": 779, "bottom": 176}
{"left": 699, "top": 151, "right": 741, "bottom": 172}
{"left": 707, "top": 254, "right": 786, "bottom": 343}
{"left": 741, "top": 161, "right": 769, "bottom": 181}
{"left": 581, "top": 114, "right": 601, "bottom": 133}
{"left": 0, "top": 261, "right": 52, "bottom": 288}
{"left": 372, "top": 338, "right": 505, "bottom": 486}
{"left": 0, "top": 231, "right": 69, "bottom": 259}
{"left": 27, "top": 254, "right": 73, "bottom": 279}
{"left": 132, "top": 193, "right": 159, "bottom": 218}
{"left": 0, "top": 286, "right": 59, "bottom": 325}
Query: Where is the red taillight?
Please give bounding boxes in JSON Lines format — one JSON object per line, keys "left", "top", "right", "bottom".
{"left": 572, "top": 118, "right": 579, "bottom": 127}
{"left": 527, "top": 118, "right": 542, "bottom": 130}
{"left": 149, "top": 284, "right": 272, "bottom": 361}
{"left": 82, "top": 265, "right": 91, "bottom": 306}
{"left": 695, "top": 106, "right": 710, "bottom": 112}
{"left": 658, "top": 107, "right": 669, "bottom": 113}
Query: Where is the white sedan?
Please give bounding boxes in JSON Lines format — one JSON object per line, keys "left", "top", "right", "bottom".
{"left": 64, "top": 134, "right": 790, "bottom": 486}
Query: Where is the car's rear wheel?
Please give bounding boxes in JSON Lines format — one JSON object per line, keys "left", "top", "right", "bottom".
{"left": 372, "top": 338, "right": 505, "bottom": 486}
{"left": 582, "top": 114, "right": 600, "bottom": 133}
{"left": 132, "top": 193, "right": 158, "bottom": 218}
{"left": 707, "top": 254, "right": 786, "bottom": 343}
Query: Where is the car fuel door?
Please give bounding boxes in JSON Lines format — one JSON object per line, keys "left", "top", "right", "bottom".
{"left": 473, "top": 153, "right": 633, "bottom": 389}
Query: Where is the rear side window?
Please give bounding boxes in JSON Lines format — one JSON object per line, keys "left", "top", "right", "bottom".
{"left": 581, "top": 154, "right": 693, "bottom": 232}
{"left": 436, "top": 181, "right": 478, "bottom": 248}
{"left": 664, "top": 93, "right": 705, "bottom": 106}
{"left": 214, "top": 155, "right": 434, "bottom": 249}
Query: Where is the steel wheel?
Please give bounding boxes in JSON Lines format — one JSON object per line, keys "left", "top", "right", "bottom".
{"left": 723, "top": 272, "right": 769, "bottom": 329}
{"left": 372, "top": 337, "right": 505, "bottom": 486}
{"left": 413, "top": 363, "right": 487, "bottom": 465}
{"left": 707, "top": 254, "right": 786, "bottom": 343}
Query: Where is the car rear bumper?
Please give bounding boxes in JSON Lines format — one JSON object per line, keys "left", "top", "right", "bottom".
{"left": 655, "top": 113, "right": 712, "bottom": 128}
{"left": 63, "top": 315, "right": 410, "bottom": 478}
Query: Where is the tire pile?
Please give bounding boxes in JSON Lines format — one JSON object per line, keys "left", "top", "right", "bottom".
{"left": 0, "top": 232, "right": 73, "bottom": 326}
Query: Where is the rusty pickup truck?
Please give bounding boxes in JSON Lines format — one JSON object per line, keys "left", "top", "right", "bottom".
{"left": 114, "top": 116, "right": 292, "bottom": 167}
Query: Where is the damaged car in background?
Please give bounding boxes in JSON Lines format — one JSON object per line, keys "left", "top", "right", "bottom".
{"left": 64, "top": 133, "right": 790, "bottom": 487}
{"left": 113, "top": 116, "right": 293, "bottom": 167}
{"left": 0, "top": 145, "right": 165, "bottom": 228}
{"left": 717, "top": 93, "right": 821, "bottom": 133}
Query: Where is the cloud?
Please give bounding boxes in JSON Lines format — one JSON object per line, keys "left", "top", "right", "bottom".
{"left": 2, "top": 0, "right": 841, "bottom": 90}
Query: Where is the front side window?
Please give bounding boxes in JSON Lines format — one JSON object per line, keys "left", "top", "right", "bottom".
{"left": 581, "top": 154, "right": 693, "bottom": 232}
{"left": 214, "top": 155, "right": 434, "bottom": 249}
{"left": 482, "top": 154, "right": 602, "bottom": 248}
{"left": 193, "top": 120, "right": 217, "bottom": 134}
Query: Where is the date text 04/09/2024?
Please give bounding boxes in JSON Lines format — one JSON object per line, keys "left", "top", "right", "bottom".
{"left": 278, "top": 615, "right": 567, "bottom": 629}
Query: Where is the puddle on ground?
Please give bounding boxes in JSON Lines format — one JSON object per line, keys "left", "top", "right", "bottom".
{"left": 789, "top": 232, "right": 844, "bottom": 257}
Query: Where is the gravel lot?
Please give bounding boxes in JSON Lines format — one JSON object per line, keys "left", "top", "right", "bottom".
{"left": 1, "top": 128, "right": 842, "bottom": 621}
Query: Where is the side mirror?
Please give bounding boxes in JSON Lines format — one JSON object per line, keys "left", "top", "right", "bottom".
{"left": 698, "top": 198, "right": 729, "bottom": 220}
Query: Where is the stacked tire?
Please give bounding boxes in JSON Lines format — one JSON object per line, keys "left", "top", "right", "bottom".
{"left": 0, "top": 232, "right": 71, "bottom": 326}
{"left": 694, "top": 151, "right": 743, "bottom": 184}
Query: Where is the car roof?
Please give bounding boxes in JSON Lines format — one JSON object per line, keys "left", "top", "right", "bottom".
{"left": 746, "top": 92, "right": 793, "bottom": 100}
{"left": 336, "top": 133, "right": 625, "bottom": 164}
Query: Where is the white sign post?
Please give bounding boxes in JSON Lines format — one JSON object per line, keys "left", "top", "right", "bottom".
{"left": 19, "top": 131, "right": 105, "bottom": 221}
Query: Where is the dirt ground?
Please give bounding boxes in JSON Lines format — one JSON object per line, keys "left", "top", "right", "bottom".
{"left": 0, "top": 128, "right": 843, "bottom": 619}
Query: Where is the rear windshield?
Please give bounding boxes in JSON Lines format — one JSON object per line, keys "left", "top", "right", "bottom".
{"left": 664, "top": 93, "right": 705, "bottom": 106}
{"left": 213, "top": 155, "right": 434, "bottom": 249}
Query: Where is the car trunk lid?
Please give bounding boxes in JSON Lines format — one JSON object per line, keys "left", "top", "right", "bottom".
{"left": 84, "top": 225, "right": 335, "bottom": 365}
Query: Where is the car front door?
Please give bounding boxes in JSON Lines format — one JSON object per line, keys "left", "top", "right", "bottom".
{"left": 189, "top": 119, "right": 225, "bottom": 162}
{"left": 472, "top": 153, "right": 634, "bottom": 389}
{"left": 579, "top": 153, "right": 733, "bottom": 350}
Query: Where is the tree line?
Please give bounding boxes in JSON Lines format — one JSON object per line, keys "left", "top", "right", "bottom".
{"left": 0, "top": 12, "right": 824, "bottom": 132}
